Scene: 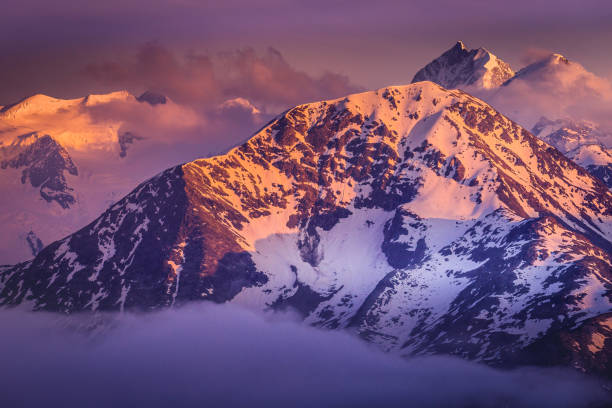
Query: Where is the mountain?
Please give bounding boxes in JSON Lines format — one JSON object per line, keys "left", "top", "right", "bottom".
{"left": 504, "top": 53, "right": 577, "bottom": 87}
{"left": 531, "top": 117, "right": 612, "bottom": 188}
{"left": 411, "top": 41, "right": 515, "bottom": 90}
{"left": 413, "top": 42, "right": 612, "bottom": 189}
{"left": 0, "top": 91, "right": 213, "bottom": 264}
{"left": 567, "top": 144, "right": 612, "bottom": 188}
{"left": 531, "top": 117, "right": 608, "bottom": 153}
{"left": 2, "top": 82, "right": 611, "bottom": 375}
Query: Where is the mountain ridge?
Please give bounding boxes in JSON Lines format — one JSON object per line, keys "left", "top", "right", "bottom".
{"left": 2, "top": 81, "right": 611, "bottom": 375}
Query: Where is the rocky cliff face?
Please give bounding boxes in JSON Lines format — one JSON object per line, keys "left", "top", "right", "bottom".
{"left": 1, "top": 82, "right": 611, "bottom": 374}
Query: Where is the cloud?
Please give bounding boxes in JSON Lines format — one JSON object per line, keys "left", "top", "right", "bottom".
{"left": 0, "top": 303, "right": 609, "bottom": 408}
{"left": 83, "top": 95, "right": 206, "bottom": 143}
{"left": 67, "top": 43, "right": 361, "bottom": 159}
{"left": 82, "top": 43, "right": 362, "bottom": 114}
{"left": 1, "top": 0, "right": 611, "bottom": 107}
{"left": 73, "top": 43, "right": 363, "bottom": 157}
{"left": 520, "top": 47, "right": 556, "bottom": 65}
{"left": 79, "top": 94, "right": 269, "bottom": 160}
{"left": 473, "top": 55, "right": 612, "bottom": 143}
{"left": 215, "top": 47, "right": 360, "bottom": 111}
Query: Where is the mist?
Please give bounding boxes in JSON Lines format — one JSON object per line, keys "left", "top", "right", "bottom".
{"left": 0, "top": 303, "right": 609, "bottom": 408}
{"left": 470, "top": 56, "right": 612, "bottom": 146}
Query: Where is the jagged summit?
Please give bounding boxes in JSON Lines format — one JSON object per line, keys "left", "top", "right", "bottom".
{"left": 411, "top": 41, "right": 515, "bottom": 90}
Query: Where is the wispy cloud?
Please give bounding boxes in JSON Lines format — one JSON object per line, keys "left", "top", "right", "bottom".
{"left": 82, "top": 43, "right": 362, "bottom": 114}
{"left": 473, "top": 55, "right": 612, "bottom": 144}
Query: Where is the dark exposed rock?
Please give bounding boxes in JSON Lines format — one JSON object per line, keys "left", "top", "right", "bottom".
{"left": 25, "top": 231, "right": 43, "bottom": 257}
{"left": 509, "top": 313, "right": 612, "bottom": 377}
{"left": 587, "top": 164, "right": 612, "bottom": 189}
{"left": 412, "top": 41, "right": 514, "bottom": 89}
{"left": 118, "top": 131, "right": 145, "bottom": 158}
{"left": 1, "top": 134, "right": 78, "bottom": 208}
{"left": 271, "top": 268, "right": 335, "bottom": 318}
{"left": 136, "top": 91, "right": 167, "bottom": 106}
{"left": 382, "top": 209, "right": 427, "bottom": 269}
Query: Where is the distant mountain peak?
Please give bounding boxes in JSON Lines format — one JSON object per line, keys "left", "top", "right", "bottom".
{"left": 0, "top": 94, "right": 75, "bottom": 117}
{"left": 0, "top": 91, "right": 134, "bottom": 119}
{"left": 412, "top": 41, "right": 515, "bottom": 90}
{"left": 504, "top": 53, "right": 577, "bottom": 86}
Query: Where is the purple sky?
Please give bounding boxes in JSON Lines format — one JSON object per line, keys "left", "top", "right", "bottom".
{"left": 1, "top": 0, "right": 611, "bottom": 106}
{"left": 1, "top": 304, "right": 609, "bottom": 408}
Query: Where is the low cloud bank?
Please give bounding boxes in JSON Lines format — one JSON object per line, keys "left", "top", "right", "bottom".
{"left": 0, "top": 303, "right": 609, "bottom": 408}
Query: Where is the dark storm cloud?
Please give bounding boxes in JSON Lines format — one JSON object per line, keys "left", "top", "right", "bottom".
{"left": 0, "top": 304, "right": 610, "bottom": 408}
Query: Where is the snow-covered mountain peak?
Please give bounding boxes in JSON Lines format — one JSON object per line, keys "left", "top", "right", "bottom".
{"left": 566, "top": 143, "right": 612, "bottom": 188}
{"left": 506, "top": 53, "right": 585, "bottom": 85}
{"left": 411, "top": 42, "right": 515, "bottom": 90}
{"left": 531, "top": 116, "right": 603, "bottom": 152}
{"left": 568, "top": 143, "right": 612, "bottom": 167}
{"left": 0, "top": 94, "right": 81, "bottom": 120}
{"left": 2, "top": 80, "right": 611, "bottom": 375}
{"left": 0, "top": 91, "right": 136, "bottom": 122}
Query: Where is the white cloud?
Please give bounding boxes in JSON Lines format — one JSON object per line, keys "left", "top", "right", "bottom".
{"left": 471, "top": 55, "right": 612, "bottom": 146}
